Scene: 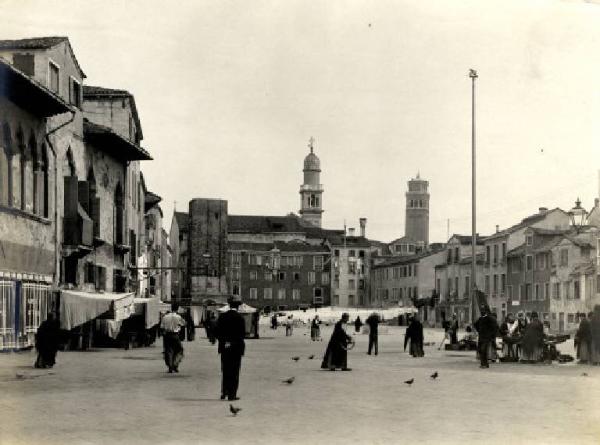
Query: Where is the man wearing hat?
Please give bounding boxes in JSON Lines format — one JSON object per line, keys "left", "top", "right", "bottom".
{"left": 474, "top": 304, "right": 499, "bottom": 368}
{"left": 216, "top": 295, "right": 246, "bottom": 400}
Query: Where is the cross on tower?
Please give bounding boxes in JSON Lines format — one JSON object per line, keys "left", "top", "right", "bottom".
{"left": 308, "top": 137, "right": 315, "bottom": 154}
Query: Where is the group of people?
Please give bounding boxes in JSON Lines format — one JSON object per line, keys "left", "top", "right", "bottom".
{"left": 574, "top": 306, "right": 600, "bottom": 365}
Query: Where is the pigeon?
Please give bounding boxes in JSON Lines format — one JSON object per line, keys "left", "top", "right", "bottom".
{"left": 15, "top": 373, "right": 25, "bottom": 380}
{"left": 430, "top": 371, "right": 439, "bottom": 380}
{"left": 404, "top": 378, "right": 414, "bottom": 386}
{"left": 229, "top": 404, "right": 242, "bottom": 416}
{"left": 282, "top": 377, "right": 296, "bottom": 385}
{"left": 582, "top": 372, "right": 588, "bottom": 377}
{"left": 308, "top": 354, "right": 315, "bottom": 360}
{"left": 291, "top": 356, "right": 300, "bottom": 362}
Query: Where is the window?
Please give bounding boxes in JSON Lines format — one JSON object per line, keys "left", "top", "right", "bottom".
{"left": 294, "top": 256, "right": 303, "bottom": 267}
{"left": 465, "top": 276, "right": 470, "bottom": 296}
{"left": 568, "top": 313, "right": 575, "bottom": 324}
{"left": 292, "top": 289, "right": 301, "bottom": 300}
{"left": 544, "top": 283, "right": 549, "bottom": 301}
{"left": 333, "top": 295, "right": 339, "bottom": 305}
{"left": 348, "top": 295, "right": 355, "bottom": 306}
{"left": 414, "top": 264, "right": 418, "bottom": 276}
{"left": 278, "top": 272, "right": 286, "bottom": 281}
{"left": 293, "top": 272, "right": 300, "bottom": 282}
{"left": 493, "top": 275, "right": 498, "bottom": 295}
{"left": 95, "top": 266, "right": 106, "bottom": 291}
{"left": 84, "top": 262, "right": 95, "bottom": 284}
{"left": 501, "top": 274, "right": 506, "bottom": 293}
{"left": 248, "top": 254, "right": 257, "bottom": 265}
{"left": 249, "top": 271, "right": 257, "bottom": 280}
{"left": 564, "top": 281, "right": 571, "bottom": 299}
{"left": 560, "top": 249, "right": 569, "bottom": 267}
{"left": 349, "top": 279, "right": 356, "bottom": 289}
{"left": 231, "top": 253, "right": 241, "bottom": 267}
{"left": 313, "top": 255, "right": 323, "bottom": 271}
{"left": 536, "top": 254, "right": 545, "bottom": 270}
{"left": 454, "top": 248, "right": 459, "bottom": 262}
{"left": 48, "top": 61, "right": 59, "bottom": 93}
{"left": 493, "top": 245, "right": 498, "bottom": 264}
{"left": 359, "top": 250, "right": 365, "bottom": 258}
{"left": 264, "top": 288, "right": 272, "bottom": 300}
{"left": 0, "top": 122, "right": 13, "bottom": 207}
{"left": 321, "top": 273, "right": 329, "bottom": 285}
{"left": 349, "top": 250, "right": 355, "bottom": 258}
{"left": 502, "top": 242, "right": 507, "bottom": 261}
{"left": 334, "top": 249, "right": 340, "bottom": 257}
{"left": 265, "top": 272, "right": 273, "bottom": 281}
{"left": 526, "top": 235, "right": 533, "bottom": 246}
{"left": 484, "top": 275, "right": 490, "bottom": 294}
{"left": 526, "top": 255, "right": 533, "bottom": 271}
{"left": 535, "top": 284, "right": 540, "bottom": 301}
{"left": 553, "top": 283, "right": 560, "bottom": 299}
{"left": 486, "top": 246, "right": 490, "bottom": 263}
{"left": 249, "top": 288, "right": 257, "bottom": 299}
{"left": 574, "top": 280, "right": 580, "bottom": 299}
{"left": 69, "top": 77, "right": 81, "bottom": 108}
{"left": 278, "top": 289, "right": 286, "bottom": 300}
{"left": 525, "top": 284, "right": 532, "bottom": 301}
{"left": 348, "top": 261, "right": 357, "bottom": 274}
{"left": 232, "top": 269, "right": 240, "bottom": 280}
{"left": 507, "top": 285, "right": 513, "bottom": 300}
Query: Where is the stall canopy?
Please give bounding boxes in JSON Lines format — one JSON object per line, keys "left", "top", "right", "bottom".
{"left": 60, "top": 290, "right": 134, "bottom": 330}
{"left": 133, "top": 297, "right": 161, "bottom": 329}
{"left": 218, "top": 303, "right": 257, "bottom": 314}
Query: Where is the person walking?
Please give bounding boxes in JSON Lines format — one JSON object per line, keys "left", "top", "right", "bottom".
{"left": 321, "top": 313, "right": 353, "bottom": 371}
{"left": 271, "top": 313, "right": 278, "bottom": 330}
{"left": 311, "top": 315, "right": 321, "bottom": 341}
{"left": 354, "top": 316, "right": 363, "bottom": 334}
{"left": 366, "top": 312, "right": 380, "bottom": 356}
{"left": 404, "top": 316, "right": 424, "bottom": 357}
{"left": 34, "top": 312, "right": 61, "bottom": 369}
{"left": 216, "top": 295, "right": 246, "bottom": 401}
{"left": 285, "top": 315, "right": 294, "bottom": 336}
{"left": 575, "top": 312, "right": 591, "bottom": 364}
{"left": 449, "top": 314, "right": 459, "bottom": 345}
{"left": 474, "top": 305, "right": 499, "bottom": 369}
{"left": 160, "top": 303, "right": 186, "bottom": 373}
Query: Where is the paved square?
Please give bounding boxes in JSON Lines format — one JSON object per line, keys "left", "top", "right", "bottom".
{"left": 1, "top": 325, "right": 598, "bottom": 445}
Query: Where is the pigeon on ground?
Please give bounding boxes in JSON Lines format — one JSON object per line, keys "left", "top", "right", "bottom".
{"left": 308, "top": 354, "right": 315, "bottom": 360}
{"left": 283, "top": 377, "right": 296, "bottom": 385}
{"left": 230, "top": 404, "right": 242, "bottom": 416}
{"left": 291, "top": 356, "right": 300, "bottom": 362}
{"left": 15, "top": 373, "right": 25, "bottom": 380}
{"left": 404, "top": 378, "right": 414, "bottom": 386}
{"left": 430, "top": 371, "right": 439, "bottom": 380}
{"left": 582, "top": 372, "right": 588, "bottom": 377}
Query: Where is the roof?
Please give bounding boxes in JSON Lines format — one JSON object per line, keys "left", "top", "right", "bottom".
{"left": 229, "top": 215, "right": 309, "bottom": 234}
{"left": 449, "top": 234, "right": 486, "bottom": 245}
{"left": 0, "top": 57, "right": 72, "bottom": 117}
{"left": 174, "top": 212, "right": 189, "bottom": 232}
{"left": 83, "top": 119, "right": 152, "bottom": 161}
{"left": 228, "top": 240, "right": 329, "bottom": 253}
{"left": 144, "top": 191, "right": 162, "bottom": 212}
{"left": 0, "top": 36, "right": 86, "bottom": 78}
{"left": 83, "top": 85, "right": 143, "bottom": 140}
{"left": 486, "top": 208, "right": 567, "bottom": 241}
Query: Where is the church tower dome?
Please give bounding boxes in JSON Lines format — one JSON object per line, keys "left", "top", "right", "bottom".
{"left": 299, "top": 137, "right": 324, "bottom": 227}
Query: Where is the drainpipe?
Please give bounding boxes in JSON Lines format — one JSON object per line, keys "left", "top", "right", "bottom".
{"left": 44, "top": 111, "right": 76, "bottom": 289}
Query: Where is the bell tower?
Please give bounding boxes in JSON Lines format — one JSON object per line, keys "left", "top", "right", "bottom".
{"left": 299, "top": 137, "right": 324, "bottom": 227}
{"left": 405, "top": 172, "right": 429, "bottom": 246}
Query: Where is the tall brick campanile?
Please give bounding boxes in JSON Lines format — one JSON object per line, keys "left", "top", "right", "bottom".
{"left": 405, "top": 173, "right": 429, "bottom": 247}
{"left": 299, "top": 138, "right": 323, "bottom": 227}
{"left": 188, "top": 198, "right": 228, "bottom": 303}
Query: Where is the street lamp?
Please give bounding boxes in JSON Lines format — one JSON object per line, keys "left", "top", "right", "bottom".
{"left": 568, "top": 198, "right": 587, "bottom": 233}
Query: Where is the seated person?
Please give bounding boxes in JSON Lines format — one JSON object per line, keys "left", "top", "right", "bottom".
{"left": 458, "top": 326, "right": 478, "bottom": 349}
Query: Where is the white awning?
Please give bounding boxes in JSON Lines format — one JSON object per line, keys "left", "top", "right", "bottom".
{"left": 60, "top": 290, "right": 134, "bottom": 330}
{"left": 133, "top": 297, "right": 161, "bottom": 329}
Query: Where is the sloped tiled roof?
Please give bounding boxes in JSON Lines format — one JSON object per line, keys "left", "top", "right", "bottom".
{"left": 449, "top": 234, "right": 486, "bottom": 245}
{"left": 229, "top": 215, "right": 309, "bottom": 234}
{"left": 0, "top": 36, "right": 86, "bottom": 78}
{"left": 83, "top": 85, "right": 143, "bottom": 140}
{"left": 83, "top": 119, "right": 151, "bottom": 160}
{"left": 486, "top": 208, "right": 567, "bottom": 241}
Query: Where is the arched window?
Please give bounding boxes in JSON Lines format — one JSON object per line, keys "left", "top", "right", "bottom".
{"left": 41, "top": 144, "right": 49, "bottom": 218}
{"left": 87, "top": 168, "right": 99, "bottom": 236}
{"left": 64, "top": 147, "right": 75, "bottom": 178}
{"left": 15, "top": 126, "right": 25, "bottom": 210}
{"left": 0, "top": 122, "right": 12, "bottom": 206}
{"left": 114, "top": 182, "right": 124, "bottom": 245}
{"left": 28, "top": 132, "right": 37, "bottom": 214}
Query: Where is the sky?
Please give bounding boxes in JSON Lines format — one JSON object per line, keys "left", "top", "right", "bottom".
{"left": 2, "top": 0, "right": 600, "bottom": 243}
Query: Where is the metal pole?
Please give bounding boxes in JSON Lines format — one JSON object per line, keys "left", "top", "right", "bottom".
{"left": 469, "top": 69, "right": 478, "bottom": 324}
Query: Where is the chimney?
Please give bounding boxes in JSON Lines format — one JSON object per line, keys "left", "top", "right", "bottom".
{"left": 359, "top": 218, "right": 367, "bottom": 237}
{"left": 595, "top": 198, "right": 599, "bottom": 208}
{"left": 495, "top": 225, "right": 499, "bottom": 233}
{"left": 348, "top": 227, "right": 355, "bottom": 237}
{"left": 538, "top": 207, "right": 548, "bottom": 213}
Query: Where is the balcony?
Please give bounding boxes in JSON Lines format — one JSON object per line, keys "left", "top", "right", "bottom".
{"left": 300, "top": 184, "right": 323, "bottom": 192}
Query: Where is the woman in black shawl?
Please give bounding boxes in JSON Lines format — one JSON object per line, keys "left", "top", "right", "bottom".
{"left": 404, "top": 316, "right": 424, "bottom": 357}
{"left": 321, "top": 313, "right": 353, "bottom": 371}
{"left": 575, "top": 312, "right": 592, "bottom": 364}
{"left": 520, "top": 312, "right": 544, "bottom": 363}
{"left": 35, "top": 313, "right": 61, "bottom": 369}
{"left": 590, "top": 306, "right": 600, "bottom": 365}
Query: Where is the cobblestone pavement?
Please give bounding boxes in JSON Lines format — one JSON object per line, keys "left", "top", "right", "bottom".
{"left": 0, "top": 325, "right": 598, "bottom": 445}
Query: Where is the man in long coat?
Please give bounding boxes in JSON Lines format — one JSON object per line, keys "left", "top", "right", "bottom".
{"left": 474, "top": 305, "right": 499, "bottom": 368}
{"left": 404, "top": 315, "right": 424, "bottom": 357}
{"left": 216, "top": 296, "right": 246, "bottom": 400}
{"left": 35, "top": 312, "right": 61, "bottom": 368}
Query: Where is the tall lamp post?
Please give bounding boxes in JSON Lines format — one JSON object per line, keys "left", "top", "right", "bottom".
{"left": 568, "top": 198, "right": 587, "bottom": 234}
{"left": 469, "top": 68, "right": 478, "bottom": 324}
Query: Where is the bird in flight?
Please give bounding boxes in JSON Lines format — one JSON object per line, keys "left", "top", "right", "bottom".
{"left": 229, "top": 404, "right": 242, "bottom": 416}
{"left": 430, "top": 371, "right": 439, "bottom": 380}
{"left": 404, "top": 378, "right": 414, "bottom": 386}
{"left": 283, "top": 377, "right": 296, "bottom": 385}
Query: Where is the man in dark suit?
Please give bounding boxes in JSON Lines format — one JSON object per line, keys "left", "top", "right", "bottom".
{"left": 474, "top": 305, "right": 499, "bottom": 369}
{"left": 216, "top": 295, "right": 246, "bottom": 401}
